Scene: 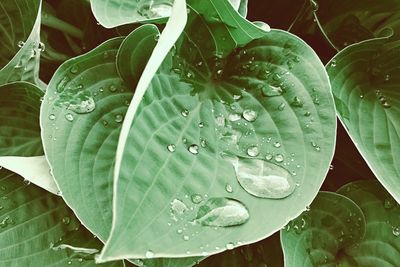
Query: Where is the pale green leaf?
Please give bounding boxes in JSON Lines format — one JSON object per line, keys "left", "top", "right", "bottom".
{"left": 0, "top": 0, "right": 42, "bottom": 85}
{"left": 327, "top": 38, "right": 400, "bottom": 203}
{"left": 0, "top": 168, "right": 123, "bottom": 267}
{"left": 99, "top": 0, "right": 336, "bottom": 261}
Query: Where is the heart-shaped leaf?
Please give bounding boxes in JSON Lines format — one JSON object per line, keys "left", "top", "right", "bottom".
{"left": 90, "top": 0, "right": 248, "bottom": 28}
{"left": 281, "top": 191, "right": 366, "bottom": 266}
{"left": 313, "top": 0, "right": 400, "bottom": 50}
{"left": 337, "top": 180, "right": 400, "bottom": 266}
{"left": 0, "top": 168, "right": 123, "bottom": 266}
{"left": 327, "top": 37, "right": 400, "bottom": 203}
{"left": 0, "top": 82, "right": 58, "bottom": 194}
{"left": 0, "top": 0, "right": 42, "bottom": 85}
{"left": 99, "top": 0, "right": 336, "bottom": 261}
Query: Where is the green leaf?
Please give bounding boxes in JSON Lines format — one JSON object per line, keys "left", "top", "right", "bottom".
{"left": 90, "top": 0, "right": 248, "bottom": 28}
{"left": 327, "top": 37, "right": 400, "bottom": 203}
{"left": 0, "top": 168, "right": 123, "bottom": 266}
{"left": 337, "top": 180, "right": 400, "bottom": 266}
{"left": 198, "top": 232, "right": 283, "bottom": 267}
{"left": 313, "top": 0, "right": 400, "bottom": 50}
{"left": 99, "top": 0, "right": 336, "bottom": 261}
{"left": 281, "top": 191, "right": 366, "bottom": 266}
{"left": 0, "top": 0, "right": 42, "bottom": 85}
{"left": 0, "top": 82, "right": 58, "bottom": 194}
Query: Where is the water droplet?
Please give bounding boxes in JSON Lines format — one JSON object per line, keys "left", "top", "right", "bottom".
{"left": 265, "top": 153, "right": 273, "bottom": 161}
{"left": 23, "top": 179, "right": 31, "bottom": 185}
{"left": 145, "top": 250, "right": 154, "bottom": 258}
{"left": 200, "top": 139, "right": 207, "bottom": 148}
{"left": 242, "top": 109, "right": 257, "bottom": 122}
{"left": 114, "top": 114, "right": 124, "bottom": 123}
{"left": 181, "top": 109, "right": 189, "bottom": 117}
{"left": 183, "top": 235, "right": 190, "bottom": 241}
{"left": 330, "top": 59, "right": 337, "bottom": 68}
{"left": 170, "top": 199, "right": 188, "bottom": 216}
{"left": 227, "top": 156, "right": 296, "bottom": 199}
{"left": 304, "top": 111, "right": 311, "bottom": 117}
{"left": 392, "top": 226, "right": 400, "bottom": 237}
{"left": 195, "top": 197, "right": 249, "bottom": 227}
{"left": 65, "top": 113, "right": 74, "bottom": 122}
{"left": 278, "top": 103, "right": 286, "bottom": 111}
{"left": 167, "top": 144, "right": 176, "bottom": 153}
{"left": 70, "top": 65, "right": 79, "bottom": 74}
{"left": 17, "top": 41, "right": 25, "bottom": 48}
{"left": 191, "top": 194, "right": 203, "bottom": 204}
{"left": 226, "top": 242, "right": 235, "bottom": 250}
{"left": 262, "top": 84, "right": 283, "bottom": 97}
{"left": 274, "top": 141, "right": 281, "bottom": 148}
{"left": 109, "top": 85, "right": 117, "bottom": 92}
{"left": 215, "top": 115, "right": 225, "bottom": 127}
{"left": 225, "top": 184, "right": 233, "bottom": 193}
{"left": 311, "top": 141, "right": 321, "bottom": 151}
{"left": 291, "top": 96, "right": 304, "bottom": 107}
{"left": 49, "top": 114, "right": 56, "bottom": 120}
{"left": 38, "top": 42, "right": 46, "bottom": 52}
{"left": 384, "top": 74, "right": 390, "bottom": 82}
{"left": 68, "top": 96, "right": 96, "bottom": 114}
{"left": 274, "top": 154, "right": 284, "bottom": 163}
{"left": 329, "top": 164, "right": 334, "bottom": 170}
{"left": 383, "top": 199, "right": 394, "bottom": 209}
{"left": 57, "top": 77, "right": 70, "bottom": 92}
{"left": 228, "top": 113, "right": 241, "bottom": 122}
{"left": 62, "top": 216, "right": 71, "bottom": 225}
{"left": 198, "top": 122, "right": 204, "bottom": 128}
{"left": 188, "top": 144, "right": 199, "bottom": 155}
{"left": 247, "top": 146, "right": 260, "bottom": 157}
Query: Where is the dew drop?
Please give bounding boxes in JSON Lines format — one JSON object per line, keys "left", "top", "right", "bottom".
{"left": 278, "top": 103, "right": 286, "bottom": 111}
{"left": 183, "top": 235, "right": 190, "bottom": 241}
{"left": 274, "top": 154, "right": 284, "bottom": 163}
{"left": 225, "top": 184, "right": 233, "bottom": 193}
{"left": 392, "top": 226, "right": 400, "bottom": 237}
{"left": 38, "top": 42, "right": 46, "bottom": 52}
{"left": 195, "top": 197, "right": 249, "bottom": 227}
{"left": 170, "top": 199, "right": 188, "bottom": 216}
{"left": 145, "top": 250, "right": 154, "bottom": 258}
{"left": 167, "top": 144, "right": 176, "bottom": 153}
{"left": 226, "top": 242, "right": 235, "bottom": 250}
{"left": 70, "top": 65, "right": 79, "bottom": 74}
{"left": 109, "top": 85, "right": 117, "bottom": 92}
{"left": 242, "top": 109, "right": 257, "bottom": 122}
{"left": 198, "top": 122, "right": 204, "bottom": 128}
{"left": 330, "top": 59, "right": 337, "bottom": 68}
{"left": 226, "top": 156, "right": 296, "bottom": 199}
{"left": 247, "top": 146, "right": 259, "bottom": 157}
{"left": 49, "top": 114, "right": 56, "bottom": 120}
{"left": 62, "top": 216, "right": 71, "bottom": 225}
{"left": 181, "top": 109, "right": 189, "bottom": 117}
{"left": 200, "top": 139, "right": 207, "bottom": 148}
{"left": 291, "top": 96, "right": 304, "bottom": 107}
{"left": 265, "top": 153, "right": 273, "bottom": 161}
{"left": 262, "top": 84, "right": 283, "bottom": 97}
{"left": 114, "top": 114, "right": 124, "bottom": 123}
{"left": 65, "top": 113, "right": 74, "bottom": 122}
{"left": 17, "top": 41, "right": 25, "bottom": 48}
{"left": 68, "top": 96, "right": 96, "bottom": 114}
{"left": 188, "top": 144, "right": 199, "bottom": 155}
{"left": 191, "top": 194, "right": 203, "bottom": 204}
{"left": 23, "top": 179, "right": 31, "bottom": 185}
{"left": 228, "top": 113, "right": 241, "bottom": 122}
{"left": 274, "top": 141, "right": 281, "bottom": 148}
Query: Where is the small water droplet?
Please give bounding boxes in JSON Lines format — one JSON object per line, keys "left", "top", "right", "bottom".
{"left": 114, "top": 114, "right": 124, "bottom": 123}
{"left": 228, "top": 113, "right": 241, "bottom": 122}
{"left": 109, "top": 85, "right": 117, "bottom": 92}
{"left": 330, "top": 59, "right": 337, "bottom": 68}
{"left": 195, "top": 197, "right": 249, "bottom": 227}
{"left": 242, "top": 109, "right": 257, "bottom": 122}
{"left": 265, "top": 153, "right": 273, "bottom": 161}
{"left": 188, "top": 144, "right": 199, "bottom": 155}
{"left": 226, "top": 242, "right": 235, "bottom": 250}
{"left": 65, "top": 113, "right": 74, "bottom": 122}
{"left": 311, "top": 141, "right": 321, "bottom": 151}
{"left": 49, "top": 114, "right": 56, "bottom": 120}
{"left": 227, "top": 156, "right": 296, "bottom": 199}
{"left": 278, "top": 103, "right": 286, "bottom": 111}
{"left": 70, "top": 65, "right": 79, "bottom": 74}
{"left": 274, "top": 141, "right": 281, "bottom": 148}
{"left": 167, "top": 144, "right": 176, "bottom": 153}
{"left": 38, "top": 42, "right": 46, "bottom": 52}
{"left": 392, "top": 226, "right": 400, "bottom": 237}
{"left": 183, "top": 235, "right": 190, "bottom": 241}
{"left": 191, "top": 194, "right": 203, "bottom": 204}
{"left": 225, "top": 184, "right": 233, "bottom": 193}
{"left": 62, "top": 216, "right": 71, "bottom": 225}
{"left": 262, "top": 84, "right": 283, "bottom": 97}
{"left": 145, "top": 250, "right": 154, "bottom": 258}
{"left": 200, "top": 139, "right": 207, "bottom": 148}
{"left": 181, "top": 109, "right": 189, "bottom": 117}
{"left": 384, "top": 74, "right": 390, "bottom": 82}
{"left": 23, "top": 179, "right": 31, "bottom": 185}
{"left": 247, "top": 146, "right": 259, "bottom": 157}
{"left": 198, "top": 122, "right": 204, "bottom": 128}
{"left": 274, "top": 154, "right": 284, "bottom": 163}
{"left": 291, "top": 96, "right": 303, "bottom": 107}
{"left": 17, "top": 41, "right": 25, "bottom": 48}
{"left": 329, "top": 164, "right": 334, "bottom": 170}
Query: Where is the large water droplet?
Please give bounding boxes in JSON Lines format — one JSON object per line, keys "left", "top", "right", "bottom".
{"left": 191, "top": 194, "right": 203, "bottom": 204}
{"left": 195, "top": 197, "right": 249, "bottom": 227}
{"left": 188, "top": 144, "right": 199, "bottom": 155}
{"left": 262, "top": 84, "right": 283, "bottom": 96}
{"left": 170, "top": 199, "right": 188, "bottom": 217}
{"left": 68, "top": 96, "right": 96, "bottom": 114}
{"left": 181, "top": 109, "right": 189, "bottom": 117}
{"left": 65, "top": 113, "right": 74, "bottom": 122}
{"left": 227, "top": 157, "right": 296, "bottom": 199}
{"left": 167, "top": 144, "right": 176, "bottom": 153}
{"left": 242, "top": 109, "right": 257, "bottom": 122}
{"left": 247, "top": 146, "right": 260, "bottom": 157}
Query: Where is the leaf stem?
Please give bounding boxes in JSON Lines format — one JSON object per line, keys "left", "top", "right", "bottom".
{"left": 41, "top": 12, "right": 84, "bottom": 40}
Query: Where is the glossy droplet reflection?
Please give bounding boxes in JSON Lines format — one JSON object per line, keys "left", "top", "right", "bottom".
{"left": 226, "top": 156, "right": 296, "bottom": 199}
{"left": 195, "top": 197, "right": 249, "bottom": 227}
{"left": 68, "top": 96, "right": 96, "bottom": 114}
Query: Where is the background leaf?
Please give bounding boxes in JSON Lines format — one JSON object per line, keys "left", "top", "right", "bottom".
{"left": 0, "top": 168, "right": 122, "bottom": 266}
{"left": 90, "top": 0, "right": 249, "bottom": 28}
{"left": 327, "top": 37, "right": 400, "bottom": 203}
{"left": 100, "top": 0, "right": 336, "bottom": 261}
{"left": 313, "top": 0, "right": 400, "bottom": 50}
{"left": 0, "top": 0, "right": 42, "bottom": 85}
{"left": 281, "top": 191, "right": 366, "bottom": 266}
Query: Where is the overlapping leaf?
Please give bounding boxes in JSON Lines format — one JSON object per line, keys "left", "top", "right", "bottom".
{"left": 90, "top": 0, "right": 248, "bottom": 28}
{"left": 327, "top": 37, "right": 400, "bottom": 202}
{"left": 0, "top": 0, "right": 42, "bottom": 85}
{"left": 281, "top": 180, "right": 400, "bottom": 266}
{"left": 98, "top": 0, "right": 336, "bottom": 261}
{"left": 0, "top": 168, "right": 123, "bottom": 267}
{"left": 313, "top": 0, "right": 400, "bottom": 50}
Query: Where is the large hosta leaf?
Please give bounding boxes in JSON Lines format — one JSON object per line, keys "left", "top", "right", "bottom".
{"left": 281, "top": 180, "right": 400, "bottom": 266}
{"left": 99, "top": 0, "right": 336, "bottom": 261}
{"left": 90, "top": 0, "right": 248, "bottom": 28}
{"left": 337, "top": 180, "right": 400, "bottom": 266}
{"left": 313, "top": 0, "right": 400, "bottom": 50}
{"left": 0, "top": 82, "right": 58, "bottom": 194}
{"left": 327, "top": 38, "right": 400, "bottom": 203}
{"left": 0, "top": 168, "right": 123, "bottom": 266}
{"left": 0, "top": 0, "right": 42, "bottom": 85}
